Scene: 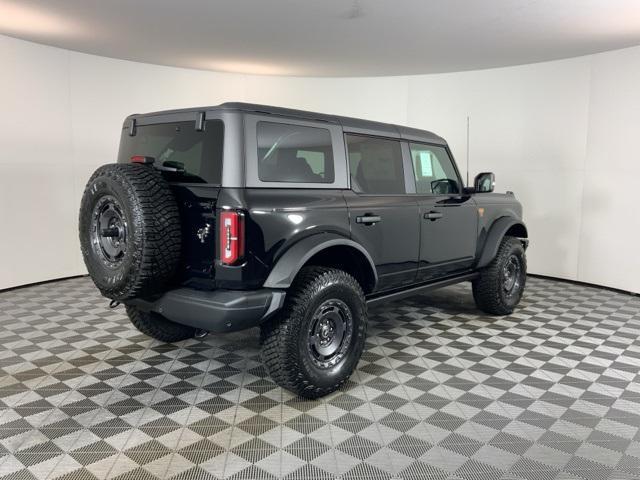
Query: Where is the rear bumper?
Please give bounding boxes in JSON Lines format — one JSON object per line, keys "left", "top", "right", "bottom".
{"left": 128, "top": 288, "right": 286, "bottom": 333}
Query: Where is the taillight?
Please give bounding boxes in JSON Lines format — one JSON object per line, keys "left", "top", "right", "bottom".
{"left": 219, "top": 211, "right": 244, "bottom": 265}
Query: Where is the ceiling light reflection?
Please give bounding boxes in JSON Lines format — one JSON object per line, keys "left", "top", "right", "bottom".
{"left": 193, "top": 58, "right": 295, "bottom": 76}
{"left": 0, "top": 1, "right": 80, "bottom": 37}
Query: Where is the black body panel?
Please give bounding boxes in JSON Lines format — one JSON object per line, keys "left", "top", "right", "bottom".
{"left": 472, "top": 192, "right": 525, "bottom": 264}
{"left": 416, "top": 193, "right": 478, "bottom": 281}
{"left": 343, "top": 191, "right": 420, "bottom": 291}
{"left": 214, "top": 188, "right": 351, "bottom": 290}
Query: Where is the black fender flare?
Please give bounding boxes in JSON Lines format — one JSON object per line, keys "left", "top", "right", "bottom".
{"left": 263, "top": 233, "right": 378, "bottom": 289}
{"left": 476, "top": 217, "right": 528, "bottom": 268}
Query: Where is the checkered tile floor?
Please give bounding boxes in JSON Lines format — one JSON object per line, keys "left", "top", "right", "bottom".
{"left": 1, "top": 277, "right": 640, "bottom": 480}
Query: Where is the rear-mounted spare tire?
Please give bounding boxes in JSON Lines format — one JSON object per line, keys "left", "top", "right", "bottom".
{"left": 79, "top": 163, "right": 181, "bottom": 301}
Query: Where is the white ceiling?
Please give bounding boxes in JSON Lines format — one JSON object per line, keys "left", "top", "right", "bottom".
{"left": 1, "top": 0, "right": 640, "bottom": 77}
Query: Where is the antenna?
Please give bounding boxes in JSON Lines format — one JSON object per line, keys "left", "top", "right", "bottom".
{"left": 466, "top": 116, "right": 470, "bottom": 186}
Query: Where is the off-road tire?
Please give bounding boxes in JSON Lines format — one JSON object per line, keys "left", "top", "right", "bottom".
{"left": 260, "top": 267, "right": 367, "bottom": 399}
{"left": 125, "top": 305, "right": 196, "bottom": 342}
{"left": 472, "top": 235, "right": 526, "bottom": 315}
{"left": 79, "top": 163, "right": 181, "bottom": 301}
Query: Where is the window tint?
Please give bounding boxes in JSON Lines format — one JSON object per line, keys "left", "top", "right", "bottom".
{"left": 346, "top": 135, "right": 405, "bottom": 194}
{"left": 257, "top": 122, "right": 334, "bottom": 183}
{"left": 410, "top": 144, "right": 460, "bottom": 194}
{"left": 117, "top": 120, "right": 224, "bottom": 184}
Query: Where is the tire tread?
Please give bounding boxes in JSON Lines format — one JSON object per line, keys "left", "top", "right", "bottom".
{"left": 472, "top": 235, "right": 526, "bottom": 315}
{"left": 260, "top": 266, "right": 366, "bottom": 399}
{"left": 79, "top": 164, "right": 181, "bottom": 301}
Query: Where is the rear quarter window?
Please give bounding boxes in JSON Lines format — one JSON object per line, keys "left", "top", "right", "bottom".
{"left": 257, "top": 122, "right": 335, "bottom": 183}
{"left": 117, "top": 120, "right": 224, "bottom": 184}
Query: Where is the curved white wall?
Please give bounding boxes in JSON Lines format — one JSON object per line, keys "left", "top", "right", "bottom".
{"left": 1, "top": 34, "right": 638, "bottom": 293}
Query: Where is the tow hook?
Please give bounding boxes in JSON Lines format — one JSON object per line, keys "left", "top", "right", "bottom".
{"left": 109, "top": 300, "right": 120, "bottom": 309}
{"left": 195, "top": 329, "right": 209, "bottom": 339}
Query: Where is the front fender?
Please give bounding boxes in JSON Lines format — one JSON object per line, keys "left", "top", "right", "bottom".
{"left": 263, "top": 233, "right": 378, "bottom": 289}
{"left": 476, "top": 217, "right": 528, "bottom": 268}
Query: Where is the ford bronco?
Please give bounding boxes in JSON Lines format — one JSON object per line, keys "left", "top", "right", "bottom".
{"left": 79, "top": 103, "right": 528, "bottom": 398}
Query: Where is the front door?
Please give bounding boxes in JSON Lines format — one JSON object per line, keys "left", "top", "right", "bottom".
{"left": 344, "top": 134, "right": 420, "bottom": 292}
{"left": 408, "top": 143, "right": 478, "bottom": 281}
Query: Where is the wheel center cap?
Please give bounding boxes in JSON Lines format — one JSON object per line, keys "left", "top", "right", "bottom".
{"left": 319, "top": 321, "right": 334, "bottom": 344}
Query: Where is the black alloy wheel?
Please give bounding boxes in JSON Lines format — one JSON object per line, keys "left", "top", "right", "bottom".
{"left": 502, "top": 253, "right": 523, "bottom": 298}
{"left": 307, "top": 299, "right": 354, "bottom": 369}
{"left": 90, "top": 195, "right": 128, "bottom": 267}
{"left": 472, "top": 235, "right": 527, "bottom": 315}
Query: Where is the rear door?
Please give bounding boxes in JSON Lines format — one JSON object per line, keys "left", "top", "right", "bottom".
{"left": 408, "top": 143, "right": 478, "bottom": 281}
{"left": 344, "top": 134, "right": 420, "bottom": 291}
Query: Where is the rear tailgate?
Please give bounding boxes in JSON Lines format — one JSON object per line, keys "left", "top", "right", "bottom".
{"left": 117, "top": 117, "right": 224, "bottom": 288}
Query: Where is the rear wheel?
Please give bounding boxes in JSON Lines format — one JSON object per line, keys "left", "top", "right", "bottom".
{"left": 260, "top": 267, "right": 367, "bottom": 399}
{"left": 472, "top": 236, "right": 526, "bottom": 315}
{"left": 125, "top": 305, "right": 196, "bottom": 342}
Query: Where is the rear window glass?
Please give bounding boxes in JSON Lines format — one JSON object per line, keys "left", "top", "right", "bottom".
{"left": 257, "top": 122, "right": 334, "bottom": 183}
{"left": 117, "top": 120, "right": 224, "bottom": 184}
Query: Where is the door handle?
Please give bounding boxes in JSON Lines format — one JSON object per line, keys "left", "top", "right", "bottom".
{"left": 356, "top": 215, "right": 381, "bottom": 225}
{"left": 424, "top": 211, "right": 443, "bottom": 221}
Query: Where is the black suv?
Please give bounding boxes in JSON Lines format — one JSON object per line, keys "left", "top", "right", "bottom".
{"left": 79, "top": 103, "right": 528, "bottom": 398}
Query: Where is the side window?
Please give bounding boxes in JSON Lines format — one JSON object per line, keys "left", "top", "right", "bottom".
{"left": 257, "top": 122, "right": 334, "bottom": 183}
{"left": 410, "top": 144, "right": 460, "bottom": 195}
{"left": 346, "top": 135, "right": 405, "bottom": 194}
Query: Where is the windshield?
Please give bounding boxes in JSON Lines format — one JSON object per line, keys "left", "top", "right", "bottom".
{"left": 117, "top": 120, "right": 224, "bottom": 184}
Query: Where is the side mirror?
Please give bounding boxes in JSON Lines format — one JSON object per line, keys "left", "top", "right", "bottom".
{"left": 474, "top": 172, "right": 495, "bottom": 193}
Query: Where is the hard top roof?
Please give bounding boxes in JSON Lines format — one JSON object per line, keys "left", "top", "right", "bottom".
{"left": 127, "top": 102, "right": 447, "bottom": 145}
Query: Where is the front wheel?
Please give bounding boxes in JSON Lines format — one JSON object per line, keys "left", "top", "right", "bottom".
{"left": 260, "top": 267, "right": 367, "bottom": 399}
{"left": 472, "top": 236, "right": 527, "bottom": 315}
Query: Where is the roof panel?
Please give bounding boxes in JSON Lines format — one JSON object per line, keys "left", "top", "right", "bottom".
{"left": 126, "top": 102, "right": 446, "bottom": 145}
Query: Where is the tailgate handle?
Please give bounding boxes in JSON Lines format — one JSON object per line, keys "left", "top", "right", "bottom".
{"left": 356, "top": 215, "right": 381, "bottom": 225}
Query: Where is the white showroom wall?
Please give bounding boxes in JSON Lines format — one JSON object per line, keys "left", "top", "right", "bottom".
{"left": 0, "top": 34, "right": 638, "bottom": 293}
